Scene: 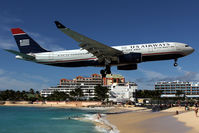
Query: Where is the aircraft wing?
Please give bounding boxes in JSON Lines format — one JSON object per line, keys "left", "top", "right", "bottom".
{"left": 54, "top": 21, "right": 123, "bottom": 62}
{"left": 4, "top": 49, "right": 35, "bottom": 60}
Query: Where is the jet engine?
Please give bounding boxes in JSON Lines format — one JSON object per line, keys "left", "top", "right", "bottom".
{"left": 117, "top": 64, "right": 137, "bottom": 70}
{"left": 118, "top": 53, "right": 142, "bottom": 64}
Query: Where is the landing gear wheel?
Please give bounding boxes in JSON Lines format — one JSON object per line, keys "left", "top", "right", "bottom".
{"left": 106, "top": 70, "right": 111, "bottom": 74}
{"left": 105, "top": 65, "right": 111, "bottom": 74}
{"left": 100, "top": 70, "right": 106, "bottom": 78}
{"left": 174, "top": 63, "right": 178, "bottom": 67}
{"left": 174, "top": 59, "right": 178, "bottom": 67}
{"left": 100, "top": 70, "right": 105, "bottom": 75}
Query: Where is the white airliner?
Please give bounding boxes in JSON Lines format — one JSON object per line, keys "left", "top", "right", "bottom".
{"left": 6, "top": 21, "right": 194, "bottom": 77}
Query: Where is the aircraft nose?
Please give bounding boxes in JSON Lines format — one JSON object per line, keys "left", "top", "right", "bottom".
{"left": 190, "top": 47, "right": 195, "bottom": 53}
{"left": 187, "top": 46, "right": 195, "bottom": 55}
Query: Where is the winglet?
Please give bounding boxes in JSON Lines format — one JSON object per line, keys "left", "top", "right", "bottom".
{"left": 54, "top": 21, "right": 66, "bottom": 29}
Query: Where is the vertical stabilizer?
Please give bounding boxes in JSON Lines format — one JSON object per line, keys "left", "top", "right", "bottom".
{"left": 11, "top": 28, "right": 49, "bottom": 54}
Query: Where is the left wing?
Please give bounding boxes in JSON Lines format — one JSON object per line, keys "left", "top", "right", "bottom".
{"left": 54, "top": 21, "right": 123, "bottom": 62}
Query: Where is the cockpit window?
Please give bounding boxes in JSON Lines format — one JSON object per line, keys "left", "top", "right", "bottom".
{"left": 185, "top": 45, "right": 189, "bottom": 47}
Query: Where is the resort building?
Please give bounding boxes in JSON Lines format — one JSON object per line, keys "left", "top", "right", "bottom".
{"left": 109, "top": 82, "right": 137, "bottom": 102}
{"left": 41, "top": 74, "right": 102, "bottom": 99}
{"left": 155, "top": 81, "right": 199, "bottom": 98}
{"left": 40, "top": 73, "right": 131, "bottom": 100}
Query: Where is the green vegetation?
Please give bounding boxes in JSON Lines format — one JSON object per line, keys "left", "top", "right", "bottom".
{"left": 0, "top": 86, "right": 108, "bottom": 102}
{"left": 0, "top": 89, "right": 41, "bottom": 101}
{"left": 46, "top": 91, "right": 70, "bottom": 101}
{"left": 94, "top": 85, "right": 109, "bottom": 101}
{"left": 69, "top": 87, "right": 84, "bottom": 100}
{"left": 135, "top": 90, "right": 162, "bottom": 100}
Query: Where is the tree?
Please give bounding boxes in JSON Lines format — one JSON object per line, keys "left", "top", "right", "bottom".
{"left": 69, "top": 87, "right": 84, "bottom": 100}
{"left": 75, "top": 87, "right": 84, "bottom": 99}
{"left": 47, "top": 91, "right": 69, "bottom": 101}
{"left": 176, "top": 90, "right": 183, "bottom": 97}
{"left": 94, "top": 85, "right": 109, "bottom": 101}
{"left": 29, "top": 88, "right": 35, "bottom": 94}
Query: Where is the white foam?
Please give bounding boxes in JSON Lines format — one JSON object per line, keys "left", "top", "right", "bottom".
{"left": 81, "top": 114, "right": 120, "bottom": 133}
{"left": 51, "top": 117, "right": 68, "bottom": 120}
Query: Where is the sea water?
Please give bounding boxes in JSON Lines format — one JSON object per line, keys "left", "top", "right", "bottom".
{"left": 0, "top": 106, "right": 105, "bottom": 133}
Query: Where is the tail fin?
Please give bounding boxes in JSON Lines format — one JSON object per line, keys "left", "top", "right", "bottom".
{"left": 11, "top": 28, "right": 49, "bottom": 54}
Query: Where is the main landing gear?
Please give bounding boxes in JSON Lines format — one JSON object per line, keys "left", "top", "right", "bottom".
{"left": 100, "top": 65, "right": 111, "bottom": 78}
{"left": 174, "top": 58, "right": 178, "bottom": 67}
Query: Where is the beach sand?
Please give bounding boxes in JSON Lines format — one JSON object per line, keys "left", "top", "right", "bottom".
{"left": 174, "top": 111, "right": 199, "bottom": 133}
{"left": 106, "top": 108, "right": 196, "bottom": 133}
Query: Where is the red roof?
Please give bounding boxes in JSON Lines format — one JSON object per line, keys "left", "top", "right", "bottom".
{"left": 76, "top": 76, "right": 84, "bottom": 79}
{"left": 60, "top": 79, "right": 66, "bottom": 81}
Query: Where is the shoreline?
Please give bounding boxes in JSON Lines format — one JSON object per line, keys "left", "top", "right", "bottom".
{"left": 0, "top": 103, "right": 149, "bottom": 133}
{"left": 106, "top": 107, "right": 199, "bottom": 133}
{"left": 2, "top": 104, "right": 199, "bottom": 133}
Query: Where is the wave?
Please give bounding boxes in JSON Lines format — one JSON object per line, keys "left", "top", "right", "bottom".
{"left": 80, "top": 114, "right": 119, "bottom": 133}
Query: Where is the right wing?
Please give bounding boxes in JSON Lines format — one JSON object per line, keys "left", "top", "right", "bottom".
{"left": 54, "top": 21, "right": 123, "bottom": 62}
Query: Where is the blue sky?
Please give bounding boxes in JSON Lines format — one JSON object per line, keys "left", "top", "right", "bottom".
{"left": 0, "top": 0, "right": 198, "bottom": 90}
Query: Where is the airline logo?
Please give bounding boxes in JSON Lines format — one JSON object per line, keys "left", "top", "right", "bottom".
{"left": 20, "top": 39, "right": 30, "bottom": 46}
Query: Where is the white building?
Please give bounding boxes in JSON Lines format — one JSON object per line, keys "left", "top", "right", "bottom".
{"left": 40, "top": 74, "right": 102, "bottom": 99}
{"left": 109, "top": 82, "right": 137, "bottom": 103}
{"left": 40, "top": 74, "right": 138, "bottom": 101}
{"left": 155, "top": 81, "right": 199, "bottom": 98}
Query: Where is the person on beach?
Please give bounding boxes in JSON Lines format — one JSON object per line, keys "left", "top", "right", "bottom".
{"left": 194, "top": 107, "right": 198, "bottom": 117}
{"left": 97, "top": 113, "right": 101, "bottom": 119}
{"left": 176, "top": 110, "right": 179, "bottom": 115}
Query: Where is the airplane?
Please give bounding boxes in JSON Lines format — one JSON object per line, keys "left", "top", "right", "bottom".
{"left": 6, "top": 21, "right": 194, "bottom": 77}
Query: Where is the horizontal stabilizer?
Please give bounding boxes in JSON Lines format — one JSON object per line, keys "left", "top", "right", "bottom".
{"left": 4, "top": 49, "right": 35, "bottom": 60}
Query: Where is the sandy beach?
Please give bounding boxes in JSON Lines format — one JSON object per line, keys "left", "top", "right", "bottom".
{"left": 106, "top": 107, "right": 199, "bottom": 133}
{"left": 174, "top": 111, "right": 199, "bottom": 133}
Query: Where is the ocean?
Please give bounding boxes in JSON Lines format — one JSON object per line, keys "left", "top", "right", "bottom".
{"left": 0, "top": 106, "right": 106, "bottom": 133}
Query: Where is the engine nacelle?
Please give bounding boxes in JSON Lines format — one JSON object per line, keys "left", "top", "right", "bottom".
{"left": 117, "top": 64, "right": 137, "bottom": 70}
{"left": 118, "top": 53, "right": 142, "bottom": 64}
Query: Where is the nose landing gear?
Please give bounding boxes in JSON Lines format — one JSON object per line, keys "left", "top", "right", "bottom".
{"left": 174, "top": 59, "right": 178, "bottom": 67}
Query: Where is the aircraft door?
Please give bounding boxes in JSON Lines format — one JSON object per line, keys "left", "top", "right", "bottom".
{"left": 148, "top": 46, "right": 153, "bottom": 52}
{"left": 49, "top": 53, "right": 54, "bottom": 60}
{"left": 176, "top": 44, "right": 181, "bottom": 50}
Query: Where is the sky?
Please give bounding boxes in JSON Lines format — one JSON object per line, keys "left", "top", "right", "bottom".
{"left": 0, "top": 0, "right": 198, "bottom": 91}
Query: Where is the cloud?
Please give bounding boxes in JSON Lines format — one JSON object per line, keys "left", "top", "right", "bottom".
{"left": 0, "top": 14, "right": 23, "bottom": 24}
{"left": 140, "top": 68, "right": 166, "bottom": 80}
{"left": 0, "top": 69, "right": 5, "bottom": 75}
{"left": 133, "top": 68, "right": 199, "bottom": 90}
{"left": 27, "top": 31, "right": 65, "bottom": 51}
{"left": 22, "top": 73, "right": 49, "bottom": 83}
{"left": 0, "top": 68, "right": 49, "bottom": 91}
{"left": 0, "top": 37, "right": 15, "bottom": 49}
{"left": 0, "top": 12, "right": 64, "bottom": 51}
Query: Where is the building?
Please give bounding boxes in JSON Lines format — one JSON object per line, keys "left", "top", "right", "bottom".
{"left": 109, "top": 82, "right": 137, "bottom": 102}
{"left": 155, "top": 81, "right": 199, "bottom": 98}
{"left": 41, "top": 73, "right": 128, "bottom": 99}
{"left": 41, "top": 74, "right": 102, "bottom": 99}
{"left": 103, "top": 74, "right": 125, "bottom": 85}
{"left": 41, "top": 73, "right": 137, "bottom": 101}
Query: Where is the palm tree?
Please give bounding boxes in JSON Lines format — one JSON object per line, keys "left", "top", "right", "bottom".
{"left": 94, "top": 85, "right": 109, "bottom": 101}
{"left": 29, "top": 88, "right": 35, "bottom": 94}
{"left": 176, "top": 90, "right": 184, "bottom": 98}
{"left": 75, "top": 87, "right": 84, "bottom": 99}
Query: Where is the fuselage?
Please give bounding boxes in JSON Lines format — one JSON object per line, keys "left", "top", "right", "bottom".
{"left": 16, "top": 42, "right": 194, "bottom": 67}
